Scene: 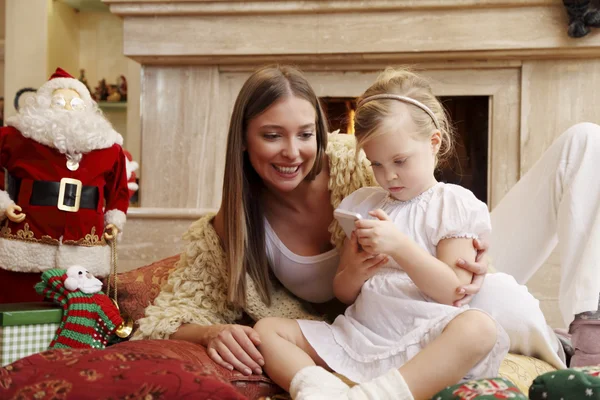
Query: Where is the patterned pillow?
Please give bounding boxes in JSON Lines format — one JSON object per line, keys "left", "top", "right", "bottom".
{"left": 0, "top": 339, "right": 283, "bottom": 400}
{"left": 0, "top": 339, "right": 247, "bottom": 399}
{"left": 529, "top": 365, "right": 600, "bottom": 400}
{"left": 498, "top": 353, "right": 556, "bottom": 394}
{"left": 115, "top": 254, "right": 180, "bottom": 327}
{"left": 432, "top": 377, "right": 527, "bottom": 399}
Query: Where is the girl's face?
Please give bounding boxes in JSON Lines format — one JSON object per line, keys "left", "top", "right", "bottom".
{"left": 246, "top": 95, "right": 318, "bottom": 193}
{"left": 362, "top": 106, "right": 441, "bottom": 201}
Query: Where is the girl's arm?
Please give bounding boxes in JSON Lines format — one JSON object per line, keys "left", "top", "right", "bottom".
{"left": 333, "top": 233, "right": 388, "bottom": 304}
{"left": 356, "top": 209, "right": 476, "bottom": 306}
{"left": 389, "top": 237, "right": 476, "bottom": 305}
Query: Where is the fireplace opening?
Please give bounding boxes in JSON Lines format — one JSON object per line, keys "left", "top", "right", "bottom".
{"left": 320, "top": 96, "right": 489, "bottom": 204}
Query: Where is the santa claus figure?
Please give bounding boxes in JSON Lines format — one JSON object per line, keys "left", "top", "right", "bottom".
{"left": 123, "top": 149, "right": 139, "bottom": 200}
{"left": 0, "top": 68, "right": 129, "bottom": 303}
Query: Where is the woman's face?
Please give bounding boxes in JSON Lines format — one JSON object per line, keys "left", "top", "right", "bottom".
{"left": 246, "top": 95, "right": 318, "bottom": 193}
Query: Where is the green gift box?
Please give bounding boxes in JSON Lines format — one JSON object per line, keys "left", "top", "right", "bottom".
{"left": 0, "top": 302, "right": 62, "bottom": 366}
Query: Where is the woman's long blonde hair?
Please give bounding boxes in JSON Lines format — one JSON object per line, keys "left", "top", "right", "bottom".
{"left": 222, "top": 65, "right": 329, "bottom": 308}
{"left": 354, "top": 68, "right": 454, "bottom": 167}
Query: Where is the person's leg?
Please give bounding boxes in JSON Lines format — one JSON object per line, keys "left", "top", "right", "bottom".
{"left": 397, "top": 310, "right": 502, "bottom": 399}
{"left": 290, "top": 310, "right": 504, "bottom": 400}
{"left": 490, "top": 122, "right": 600, "bottom": 326}
{"left": 469, "top": 272, "right": 566, "bottom": 369}
{"left": 253, "top": 317, "right": 330, "bottom": 391}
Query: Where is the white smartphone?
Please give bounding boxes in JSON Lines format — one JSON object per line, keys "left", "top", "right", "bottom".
{"left": 334, "top": 209, "right": 362, "bottom": 238}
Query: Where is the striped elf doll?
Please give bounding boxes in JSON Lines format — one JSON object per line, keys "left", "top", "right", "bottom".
{"left": 35, "top": 265, "right": 123, "bottom": 349}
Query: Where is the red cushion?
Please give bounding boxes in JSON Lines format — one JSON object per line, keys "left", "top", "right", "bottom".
{"left": 1, "top": 339, "right": 283, "bottom": 400}
{"left": 110, "top": 257, "right": 285, "bottom": 399}
{"left": 116, "top": 255, "right": 180, "bottom": 326}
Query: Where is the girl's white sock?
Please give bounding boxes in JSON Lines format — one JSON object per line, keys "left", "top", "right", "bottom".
{"left": 289, "top": 366, "right": 414, "bottom": 400}
{"left": 346, "top": 368, "right": 414, "bottom": 400}
{"left": 289, "top": 366, "right": 350, "bottom": 399}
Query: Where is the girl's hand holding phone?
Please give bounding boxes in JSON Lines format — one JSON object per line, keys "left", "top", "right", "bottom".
{"left": 355, "top": 209, "right": 406, "bottom": 256}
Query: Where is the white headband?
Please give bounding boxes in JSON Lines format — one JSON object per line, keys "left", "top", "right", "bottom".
{"left": 356, "top": 94, "right": 441, "bottom": 130}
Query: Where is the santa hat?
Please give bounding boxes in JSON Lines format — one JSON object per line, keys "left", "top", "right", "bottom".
{"left": 36, "top": 67, "right": 94, "bottom": 105}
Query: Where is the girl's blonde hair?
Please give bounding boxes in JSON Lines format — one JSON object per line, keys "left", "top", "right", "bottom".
{"left": 354, "top": 68, "right": 454, "bottom": 167}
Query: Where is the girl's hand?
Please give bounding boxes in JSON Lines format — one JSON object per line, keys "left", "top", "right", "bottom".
{"left": 340, "top": 231, "right": 388, "bottom": 278}
{"left": 203, "top": 324, "right": 264, "bottom": 376}
{"left": 354, "top": 209, "right": 405, "bottom": 256}
{"left": 453, "top": 238, "right": 490, "bottom": 306}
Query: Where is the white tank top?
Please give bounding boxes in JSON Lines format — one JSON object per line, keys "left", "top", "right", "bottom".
{"left": 264, "top": 219, "right": 339, "bottom": 303}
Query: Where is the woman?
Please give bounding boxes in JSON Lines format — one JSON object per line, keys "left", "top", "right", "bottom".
{"left": 133, "top": 65, "right": 600, "bottom": 375}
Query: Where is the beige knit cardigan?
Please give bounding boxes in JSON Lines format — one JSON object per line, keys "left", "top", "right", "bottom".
{"left": 133, "top": 133, "right": 376, "bottom": 340}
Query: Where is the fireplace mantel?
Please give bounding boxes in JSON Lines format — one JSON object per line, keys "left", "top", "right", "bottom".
{"left": 105, "top": 0, "right": 598, "bottom": 65}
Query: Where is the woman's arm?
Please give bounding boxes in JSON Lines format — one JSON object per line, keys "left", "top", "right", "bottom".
{"left": 133, "top": 213, "right": 266, "bottom": 375}
{"left": 333, "top": 233, "right": 388, "bottom": 304}
{"left": 454, "top": 238, "right": 490, "bottom": 306}
{"left": 172, "top": 323, "right": 264, "bottom": 376}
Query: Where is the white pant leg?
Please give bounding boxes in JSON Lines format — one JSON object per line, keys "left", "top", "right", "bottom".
{"left": 490, "top": 122, "right": 600, "bottom": 327}
{"left": 470, "top": 273, "right": 566, "bottom": 369}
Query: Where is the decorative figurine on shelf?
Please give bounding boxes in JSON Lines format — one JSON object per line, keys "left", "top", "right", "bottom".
{"left": 78, "top": 69, "right": 92, "bottom": 98}
{"left": 123, "top": 149, "right": 139, "bottom": 201}
{"left": 0, "top": 67, "right": 130, "bottom": 304}
{"left": 117, "top": 75, "right": 128, "bottom": 102}
{"left": 35, "top": 266, "right": 124, "bottom": 349}
{"left": 563, "top": 0, "right": 600, "bottom": 38}
{"left": 94, "top": 79, "right": 109, "bottom": 102}
{"left": 106, "top": 84, "right": 122, "bottom": 102}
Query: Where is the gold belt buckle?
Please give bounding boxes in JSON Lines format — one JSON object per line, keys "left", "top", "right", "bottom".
{"left": 57, "top": 178, "right": 82, "bottom": 212}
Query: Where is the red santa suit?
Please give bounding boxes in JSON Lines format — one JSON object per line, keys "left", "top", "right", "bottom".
{"left": 0, "top": 68, "right": 129, "bottom": 303}
{"left": 123, "top": 149, "right": 139, "bottom": 200}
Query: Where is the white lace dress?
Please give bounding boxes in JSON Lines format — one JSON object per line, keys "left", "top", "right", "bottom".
{"left": 297, "top": 183, "right": 510, "bottom": 383}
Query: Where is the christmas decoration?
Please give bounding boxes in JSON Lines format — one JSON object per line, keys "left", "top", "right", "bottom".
{"left": 563, "top": 0, "right": 600, "bottom": 38}
{"left": 35, "top": 266, "right": 123, "bottom": 349}
{"left": 124, "top": 149, "right": 139, "bottom": 201}
{"left": 0, "top": 67, "right": 129, "bottom": 303}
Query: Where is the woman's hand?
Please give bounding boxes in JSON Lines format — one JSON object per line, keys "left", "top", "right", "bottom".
{"left": 453, "top": 238, "right": 490, "bottom": 306}
{"left": 203, "top": 324, "right": 264, "bottom": 376}
{"left": 334, "top": 232, "right": 388, "bottom": 304}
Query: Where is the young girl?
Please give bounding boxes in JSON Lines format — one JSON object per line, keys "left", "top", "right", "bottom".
{"left": 254, "top": 68, "right": 512, "bottom": 400}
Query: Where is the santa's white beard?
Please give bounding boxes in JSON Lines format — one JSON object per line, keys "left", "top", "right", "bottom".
{"left": 7, "top": 99, "right": 123, "bottom": 158}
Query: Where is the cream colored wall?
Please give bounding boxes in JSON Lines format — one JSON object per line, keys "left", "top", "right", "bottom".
{"left": 126, "top": 59, "right": 141, "bottom": 165}
{"left": 47, "top": 0, "right": 79, "bottom": 78}
{"left": 4, "top": 0, "right": 49, "bottom": 119}
{"left": 0, "top": 0, "right": 5, "bottom": 100}
{"left": 78, "top": 12, "right": 141, "bottom": 163}
{"left": 79, "top": 12, "right": 128, "bottom": 94}
{"left": 0, "top": 0, "right": 4, "bottom": 40}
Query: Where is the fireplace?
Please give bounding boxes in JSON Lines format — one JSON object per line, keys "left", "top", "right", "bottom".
{"left": 105, "top": 0, "right": 600, "bottom": 327}
{"left": 321, "top": 95, "right": 490, "bottom": 204}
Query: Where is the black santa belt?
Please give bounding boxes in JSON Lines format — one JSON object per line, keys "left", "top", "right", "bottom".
{"left": 6, "top": 173, "right": 99, "bottom": 213}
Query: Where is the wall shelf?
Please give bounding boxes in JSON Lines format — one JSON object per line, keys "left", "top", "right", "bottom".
{"left": 59, "top": 0, "right": 109, "bottom": 12}
{"left": 98, "top": 101, "right": 127, "bottom": 110}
